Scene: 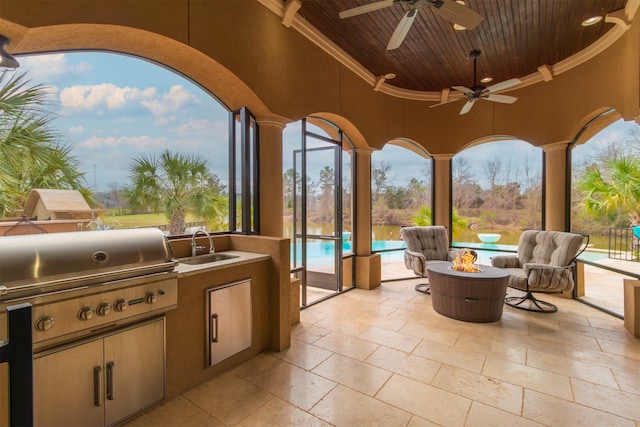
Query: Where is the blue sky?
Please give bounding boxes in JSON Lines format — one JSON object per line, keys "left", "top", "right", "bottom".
{"left": 10, "top": 52, "right": 640, "bottom": 192}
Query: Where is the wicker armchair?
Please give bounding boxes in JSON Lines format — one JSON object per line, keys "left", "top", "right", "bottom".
{"left": 491, "top": 230, "right": 588, "bottom": 313}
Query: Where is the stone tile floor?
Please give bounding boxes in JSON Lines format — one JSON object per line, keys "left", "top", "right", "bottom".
{"left": 125, "top": 278, "right": 640, "bottom": 426}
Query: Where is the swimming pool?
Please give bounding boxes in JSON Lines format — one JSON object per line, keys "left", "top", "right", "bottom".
{"left": 292, "top": 239, "right": 610, "bottom": 267}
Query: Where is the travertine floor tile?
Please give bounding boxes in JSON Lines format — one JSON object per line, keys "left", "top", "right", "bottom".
{"left": 377, "top": 374, "right": 471, "bottom": 427}
{"left": 358, "top": 325, "right": 422, "bottom": 352}
{"left": 412, "top": 339, "right": 486, "bottom": 373}
{"left": 310, "top": 384, "right": 412, "bottom": 427}
{"left": 571, "top": 378, "right": 640, "bottom": 421}
{"left": 290, "top": 322, "right": 331, "bottom": 344}
{"left": 526, "top": 348, "right": 619, "bottom": 389}
{"left": 249, "top": 361, "right": 336, "bottom": 411}
{"left": 124, "top": 396, "right": 223, "bottom": 427}
{"left": 235, "top": 397, "right": 331, "bottom": 427}
{"left": 454, "top": 334, "right": 527, "bottom": 364}
{"left": 130, "top": 278, "right": 640, "bottom": 427}
{"left": 183, "top": 373, "right": 272, "bottom": 425}
{"left": 466, "top": 401, "right": 544, "bottom": 427}
{"left": 313, "top": 331, "right": 379, "bottom": 360}
{"left": 612, "top": 368, "right": 640, "bottom": 394}
{"left": 270, "top": 338, "right": 332, "bottom": 371}
{"left": 365, "top": 345, "right": 441, "bottom": 385}
{"left": 482, "top": 357, "right": 573, "bottom": 400}
{"left": 312, "top": 353, "right": 391, "bottom": 396}
{"left": 432, "top": 364, "right": 523, "bottom": 415}
{"left": 399, "top": 321, "right": 461, "bottom": 346}
{"left": 523, "top": 389, "right": 636, "bottom": 426}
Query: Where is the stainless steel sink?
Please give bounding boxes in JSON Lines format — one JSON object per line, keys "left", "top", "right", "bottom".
{"left": 178, "top": 253, "right": 239, "bottom": 265}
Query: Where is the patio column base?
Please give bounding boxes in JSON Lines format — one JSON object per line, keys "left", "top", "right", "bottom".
{"left": 624, "top": 279, "right": 640, "bottom": 338}
{"left": 355, "top": 254, "right": 381, "bottom": 290}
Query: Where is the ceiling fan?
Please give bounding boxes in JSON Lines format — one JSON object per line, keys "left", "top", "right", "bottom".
{"left": 339, "top": 0, "right": 484, "bottom": 50}
{"left": 431, "top": 49, "right": 522, "bottom": 115}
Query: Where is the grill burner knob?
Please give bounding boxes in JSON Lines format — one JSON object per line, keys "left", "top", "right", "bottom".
{"left": 35, "top": 316, "right": 55, "bottom": 332}
{"left": 96, "top": 303, "right": 112, "bottom": 316}
{"left": 114, "top": 299, "right": 128, "bottom": 312}
{"left": 78, "top": 307, "right": 94, "bottom": 321}
{"left": 145, "top": 292, "right": 157, "bottom": 304}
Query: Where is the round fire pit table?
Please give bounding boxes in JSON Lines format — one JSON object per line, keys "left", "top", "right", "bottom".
{"left": 426, "top": 261, "right": 509, "bottom": 323}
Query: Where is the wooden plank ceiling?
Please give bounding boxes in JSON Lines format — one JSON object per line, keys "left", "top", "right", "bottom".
{"left": 297, "top": 0, "right": 627, "bottom": 92}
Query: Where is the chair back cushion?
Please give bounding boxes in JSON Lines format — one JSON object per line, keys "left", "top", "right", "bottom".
{"left": 400, "top": 226, "right": 449, "bottom": 261}
{"left": 517, "top": 230, "right": 584, "bottom": 267}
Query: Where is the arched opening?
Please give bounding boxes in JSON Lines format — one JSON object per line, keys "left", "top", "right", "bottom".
{"left": 282, "top": 116, "right": 356, "bottom": 307}
{"left": 570, "top": 114, "right": 640, "bottom": 316}
{"left": 1, "top": 51, "right": 259, "bottom": 236}
{"left": 371, "top": 140, "right": 433, "bottom": 281}
{"left": 451, "top": 138, "right": 543, "bottom": 258}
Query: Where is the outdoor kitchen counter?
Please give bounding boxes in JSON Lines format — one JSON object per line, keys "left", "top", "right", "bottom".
{"left": 165, "top": 234, "right": 291, "bottom": 399}
{"left": 175, "top": 250, "right": 271, "bottom": 276}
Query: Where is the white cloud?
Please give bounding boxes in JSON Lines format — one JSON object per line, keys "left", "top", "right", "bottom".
{"left": 173, "top": 118, "right": 212, "bottom": 133}
{"left": 69, "top": 126, "right": 84, "bottom": 134}
{"left": 19, "top": 54, "right": 91, "bottom": 82}
{"left": 59, "top": 84, "right": 156, "bottom": 111}
{"left": 78, "top": 135, "right": 168, "bottom": 150}
{"left": 140, "top": 85, "right": 198, "bottom": 115}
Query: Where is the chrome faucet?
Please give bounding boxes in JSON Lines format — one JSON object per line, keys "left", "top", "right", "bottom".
{"left": 191, "top": 230, "right": 215, "bottom": 256}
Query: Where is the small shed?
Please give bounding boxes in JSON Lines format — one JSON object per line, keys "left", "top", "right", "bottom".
{"left": 23, "top": 189, "right": 94, "bottom": 220}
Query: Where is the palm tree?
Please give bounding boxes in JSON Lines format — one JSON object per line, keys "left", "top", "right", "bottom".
{"left": 125, "top": 150, "right": 226, "bottom": 234}
{"left": 0, "top": 71, "right": 91, "bottom": 216}
{"left": 576, "top": 155, "right": 640, "bottom": 226}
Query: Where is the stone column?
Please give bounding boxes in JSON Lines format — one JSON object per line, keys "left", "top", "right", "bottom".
{"left": 432, "top": 154, "right": 453, "bottom": 230}
{"left": 543, "top": 142, "right": 570, "bottom": 231}
{"left": 354, "top": 148, "right": 380, "bottom": 289}
{"left": 257, "top": 117, "right": 287, "bottom": 237}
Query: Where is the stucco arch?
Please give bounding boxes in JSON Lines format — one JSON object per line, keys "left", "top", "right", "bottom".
{"left": 571, "top": 108, "right": 624, "bottom": 148}
{"left": 307, "top": 112, "right": 370, "bottom": 149}
{"left": 1, "top": 20, "right": 283, "bottom": 123}
{"left": 383, "top": 138, "right": 433, "bottom": 159}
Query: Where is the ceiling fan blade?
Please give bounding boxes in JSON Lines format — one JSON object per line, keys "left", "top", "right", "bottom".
{"left": 430, "top": 0, "right": 483, "bottom": 30}
{"left": 339, "top": 0, "right": 394, "bottom": 19}
{"left": 485, "top": 94, "right": 518, "bottom": 104}
{"left": 486, "top": 78, "right": 521, "bottom": 93}
{"left": 429, "top": 99, "right": 459, "bottom": 108}
{"left": 387, "top": 9, "right": 418, "bottom": 50}
{"left": 452, "top": 85, "right": 473, "bottom": 95}
{"left": 460, "top": 99, "right": 475, "bottom": 115}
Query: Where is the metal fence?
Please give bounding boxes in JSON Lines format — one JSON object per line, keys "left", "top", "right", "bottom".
{"left": 608, "top": 227, "right": 639, "bottom": 261}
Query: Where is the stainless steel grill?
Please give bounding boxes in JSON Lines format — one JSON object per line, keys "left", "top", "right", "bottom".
{"left": 0, "top": 228, "right": 178, "bottom": 350}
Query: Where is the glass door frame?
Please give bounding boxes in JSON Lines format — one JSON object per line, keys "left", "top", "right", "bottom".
{"left": 292, "top": 119, "right": 351, "bottom": 307}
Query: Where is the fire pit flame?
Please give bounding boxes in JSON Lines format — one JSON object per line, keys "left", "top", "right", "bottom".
{"left": 451, "top": 249, "right": 482, "bottom": 273}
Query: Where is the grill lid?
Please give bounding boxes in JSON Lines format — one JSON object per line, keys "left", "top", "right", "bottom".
{"left": 0, "top": 228, "right": 176, "bottom": 296}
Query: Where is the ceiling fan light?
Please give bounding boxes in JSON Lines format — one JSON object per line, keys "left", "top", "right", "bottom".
{"left": 0, "top": 35, "right": 19, "bottom": 69}
{"left": 581, "top": 16, "right": 602, "bottom": 26}
{"left": 480, "top": 77, "right": 493, "bottom": 83}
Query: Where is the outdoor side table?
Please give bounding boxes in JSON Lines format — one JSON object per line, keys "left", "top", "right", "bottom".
{"left": 426, "top": 261, "right": 509, "bottom": 323}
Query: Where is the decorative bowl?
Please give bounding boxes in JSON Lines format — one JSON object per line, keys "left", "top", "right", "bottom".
{"left": 477, "top": 233, "right": 501, "bottom": 244}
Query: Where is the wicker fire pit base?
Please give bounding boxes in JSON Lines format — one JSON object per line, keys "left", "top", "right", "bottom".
{"left": 426, "top": 261, "right": 509, "bottom": 323}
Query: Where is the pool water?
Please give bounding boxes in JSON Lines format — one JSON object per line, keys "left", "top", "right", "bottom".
{"left": 293, "top": 239, "right": 610, "bottom": 267}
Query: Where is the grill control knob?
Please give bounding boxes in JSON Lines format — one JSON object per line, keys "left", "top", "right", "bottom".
{"left": 144, "top": 292, "right": 157, "bottom": 304}
{"left": 113, "top": 299, "right": 128, "bottom": 312}
{"left": 35, "top": 316, "right": 55, "bottom": 332}
{"left": 78, "top": 307, "right": 94, "bottom": 321}
{"left": 96, "top": 303, "right": 112, "bottom": 316}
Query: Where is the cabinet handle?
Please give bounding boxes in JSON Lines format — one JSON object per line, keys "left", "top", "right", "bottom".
{"left": 106, "top": 361, "right": 115, "bottom": 400}
{"left": 210, "top": 313, "right": 219, "bottom": 343}
{"left": 93, "top": 366, "right": 103, "bottom": 406}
